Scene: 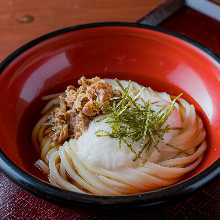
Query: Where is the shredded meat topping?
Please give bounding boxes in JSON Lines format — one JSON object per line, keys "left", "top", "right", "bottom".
{"left": 46, "top": 76, "right": 121, "bottom": 144}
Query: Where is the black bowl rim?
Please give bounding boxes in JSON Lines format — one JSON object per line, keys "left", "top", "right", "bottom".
{"left": 0, "top": 22, "right": 220, "bottom": 208}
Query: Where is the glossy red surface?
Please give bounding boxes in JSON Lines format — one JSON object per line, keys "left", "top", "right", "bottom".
{"left": 0, "top": 24, "right": 220, "bottom": 184}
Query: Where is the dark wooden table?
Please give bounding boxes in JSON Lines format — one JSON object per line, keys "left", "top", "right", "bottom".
{"left": 1, "top": 6, "right": 220, "bottom": 220}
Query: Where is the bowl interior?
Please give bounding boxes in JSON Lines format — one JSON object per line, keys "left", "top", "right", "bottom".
{"left": 0, "top": 25, "right": 220, "bottom": 184}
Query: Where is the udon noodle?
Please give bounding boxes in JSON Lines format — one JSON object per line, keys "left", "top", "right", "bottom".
{"left": 32, "top": 77, "right": 206, "bottom": 195}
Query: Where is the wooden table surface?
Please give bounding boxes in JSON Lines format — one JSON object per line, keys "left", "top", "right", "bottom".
{"left": 0, "top": 0, "right": 170, "bottom": 61}
{"left": 1, "top": 5, "right": 220, "bottom": 220}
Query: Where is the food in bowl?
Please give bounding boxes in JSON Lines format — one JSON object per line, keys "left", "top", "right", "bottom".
{"left": 33, "top": 76, "right": 206, "bottom": 195}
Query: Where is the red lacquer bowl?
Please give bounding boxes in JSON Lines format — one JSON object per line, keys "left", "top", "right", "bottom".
{"left": 0, "top": 22, "right": 220, "bottom": 208}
